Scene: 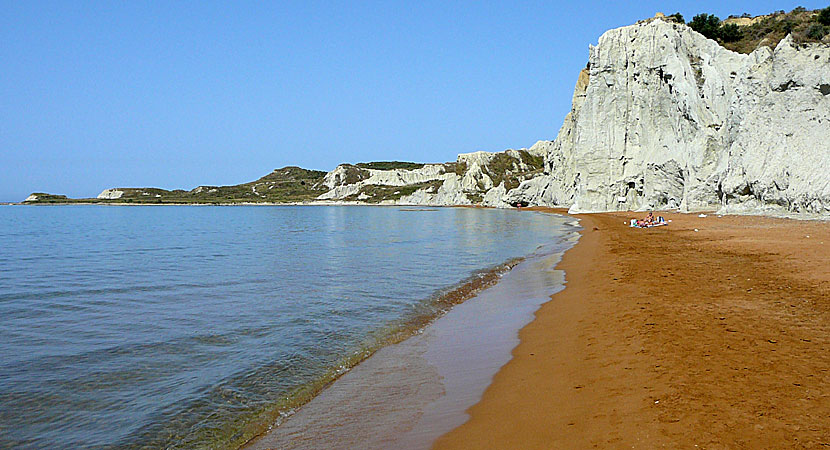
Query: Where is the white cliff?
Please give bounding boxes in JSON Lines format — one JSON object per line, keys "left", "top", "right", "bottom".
{"left": 720, "top": 39, "right": 830, "bottom": 214}
{"left": 316, "top": 146, "right": 545, "bottom": 206}
{"left": 395, "top": 174, "right": 473, "bottom": 206}
{"left": 317, "top": 164, "right": 452, "bottom": 200}
{"left": 505, "top": 18, "right": 830, "bottom": 215}
{"left": 308, "top": 17, "right": 830, "bottom": 215}
{"left": 97, "top": 189, "right": 124, "bottom": 200}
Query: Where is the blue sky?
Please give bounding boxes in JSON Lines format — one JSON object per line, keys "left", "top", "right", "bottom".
{"left": 1, "top": 1, "right": 824, "bottom": 201}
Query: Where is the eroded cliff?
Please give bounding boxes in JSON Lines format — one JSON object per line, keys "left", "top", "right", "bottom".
{"left": 507, "top": 18, "right": 829, "bottom": 215}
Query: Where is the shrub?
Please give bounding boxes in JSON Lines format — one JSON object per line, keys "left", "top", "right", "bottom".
{"left": 806, "top": 23, "right": 828, "bottom": 39}
{"left": 818, "top": 6, "right": 830, "bottom": 26}
{"left": 689, "top": 13, "right": 722, "bottom": 39}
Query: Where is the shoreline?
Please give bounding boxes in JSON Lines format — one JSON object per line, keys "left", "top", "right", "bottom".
{"left": 434, "top": 209, "right": 830, "bottom": 448}
{"left": 240, "top": 210, "right": 580, "bottom": 449}
{"left": 233, "top": 253, "right": 533, "bottom": 450}
{"left": 11, "top": 201, "right": 830, "bottom": 224}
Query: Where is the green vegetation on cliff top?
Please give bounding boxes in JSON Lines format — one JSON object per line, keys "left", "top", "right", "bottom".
{"left": 682, "top": 6, "right": 830, "bottom": 54}
{"left": 354, "top": 161, "right": 426, "bottom": 170}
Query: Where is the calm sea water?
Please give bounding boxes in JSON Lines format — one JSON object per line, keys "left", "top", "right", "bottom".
{"left": 0, "top": 205, "right": 573, "bottom": 449}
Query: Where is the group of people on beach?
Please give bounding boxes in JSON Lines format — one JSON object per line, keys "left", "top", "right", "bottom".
{"left": 631, "top": 211, "right": 667, "bottom": 228}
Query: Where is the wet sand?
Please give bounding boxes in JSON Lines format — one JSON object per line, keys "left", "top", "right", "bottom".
{"left": 435, "top": 210, "right": 830, "bottom": 448}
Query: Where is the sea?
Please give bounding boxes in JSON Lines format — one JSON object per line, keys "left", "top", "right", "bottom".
{"left": 0, "top": 205, "right": 578, "bottom": 449}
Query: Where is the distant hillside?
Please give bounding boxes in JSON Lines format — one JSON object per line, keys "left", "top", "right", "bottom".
{"left": 23, "top": 193, "right": 70, "bottom": 203}
{"left": 24, "top": 167, "right": 328, "bottom": 204}
{"left": 22, "top": 147, "right": 547, "bottom": 207}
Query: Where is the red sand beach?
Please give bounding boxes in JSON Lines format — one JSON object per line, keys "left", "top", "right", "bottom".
{"left": 435, "top": 210, "right": 830, "bottom": 449}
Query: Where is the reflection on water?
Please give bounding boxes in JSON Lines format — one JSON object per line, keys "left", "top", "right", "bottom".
{"left": 0, "top": 205, "right": 575, "bottom": 449}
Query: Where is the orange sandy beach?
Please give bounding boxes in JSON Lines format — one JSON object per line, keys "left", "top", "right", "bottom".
{"left": 435, "top": 210, "right": 830, "bottom": 449}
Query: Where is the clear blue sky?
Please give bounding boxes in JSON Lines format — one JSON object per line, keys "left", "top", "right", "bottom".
{"left": 1, "top": 1, "right": 824, "bottom": 201}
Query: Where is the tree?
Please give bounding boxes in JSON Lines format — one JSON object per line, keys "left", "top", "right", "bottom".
{"left": 818, "top": 6, "right": 830, "bottom": 26}
{"left": 689, "top": 13, "right": 722, "bottom": 40}
{"left": 668, "top": 12, "right": 684, "bottom": 23}
{"left": 719, "top": 23, "right": 743, "bottom": 42}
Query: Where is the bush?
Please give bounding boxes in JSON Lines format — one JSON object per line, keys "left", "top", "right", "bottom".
{"left": 689, "top": 13, "right": 722, "bottom": 39}
{"left": 668, "top": 12, "right": 684, "bottom": 23}
{"left": 818, "top": 6, "right": 830, "bottom": 26}
{"left": 806, "top": 23, "right": 828, "bottom": 39}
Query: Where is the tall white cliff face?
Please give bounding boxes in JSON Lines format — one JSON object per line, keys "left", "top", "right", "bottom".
{"left": 509, "top": 19, "right": 830, "bottom": 215}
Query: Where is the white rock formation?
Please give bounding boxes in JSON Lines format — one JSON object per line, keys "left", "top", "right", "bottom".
{"left": 317, "top": 164, "right": 452, "bottom": 200}
{"left": 395, "top": 174, "right": 473, "bottom": 206}
{"left": 458, "top": 151, "right": 498, "bottom": 191}
{"left": 316, "top": 147, "right": 543, "bottom": 205}
{"left": 720, "top": 39, "right": 830, "bottom": 214}
{"left": 97, "top": 189, "right": 124, "bottom": 200}
{"left": 506, "top": 19, "right": 830, "bottom": 215}
{"left": 457, "top": 147, "right": 542, "bottom": 192}
{"left": 23, "top": 194, "right": 40, "bottom": 202}
{"left": 312, "top": 18, "right": 829, "bottom": 215}
{"left": 482, "top": 182, "right": 509, "bottom": 208}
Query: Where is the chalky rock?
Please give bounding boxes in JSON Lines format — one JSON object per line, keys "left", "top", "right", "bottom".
{"left": 507, "top": 19, "right": 830, "bottom": 215}
{"left": 314, "top": 19, "right": 829, "bottom": 215}
{"left": 97, "top": 189, "right": 124, "bottom": 200}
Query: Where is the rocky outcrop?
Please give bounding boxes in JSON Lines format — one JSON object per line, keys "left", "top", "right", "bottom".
{"left": 505, "top": 18, "right": 830, "bottom": 215}
{"left": 97, "top": 189, "right": 124, "bottom": 200}
{"left": 395, "top": 175, "right": 473, "bottom": 206}
{"left": 316, "top": 145, "right": 545, "bottom": 206}
{"left": 22, "top": 193, "right": 69, "bottom": 203}
{"left": 317, "top": 164, "right": 452, "bottom": 200}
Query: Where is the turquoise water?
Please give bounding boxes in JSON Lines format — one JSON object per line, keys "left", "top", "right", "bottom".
{"left": 0, "top": 205, "right": 574, "bottom": 449}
